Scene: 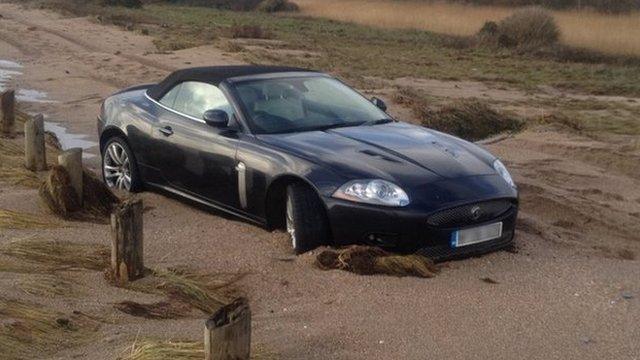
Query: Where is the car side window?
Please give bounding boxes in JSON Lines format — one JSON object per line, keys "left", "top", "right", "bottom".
{"left": 173, "top": 81, "right": 235, "bottom": 120}
{"left": 159, "top": 84, "right": 182, "bottom": 108}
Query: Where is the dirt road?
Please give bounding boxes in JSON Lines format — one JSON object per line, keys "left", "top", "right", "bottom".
{"left": 1, "top": 3, "right": 639, "bottom": 359}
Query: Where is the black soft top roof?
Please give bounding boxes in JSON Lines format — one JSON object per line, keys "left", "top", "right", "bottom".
{"left": 147, "top": 65, "right": 313, "bottom": 100}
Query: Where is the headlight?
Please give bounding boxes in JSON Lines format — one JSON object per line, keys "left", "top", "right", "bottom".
{"left": 332, "top": 179, "right": 410, "bottom": 207}
{"left": 493, "top": 159, "right": 515, "bottom": 188}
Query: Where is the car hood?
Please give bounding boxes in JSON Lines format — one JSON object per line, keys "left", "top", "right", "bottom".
{"left": 257, "top": 122, "right": 496, "bottom": 186}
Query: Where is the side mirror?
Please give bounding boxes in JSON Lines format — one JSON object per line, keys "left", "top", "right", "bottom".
{"left": 203, "top": 109, "right": 229, "bottom": 128}
{"left": 371, "top": 97, "right": 387, "bottom": 111}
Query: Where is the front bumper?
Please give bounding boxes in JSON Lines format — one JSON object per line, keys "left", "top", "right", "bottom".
{"left": 325, "top": 197, "right": 518, "bottom": 261}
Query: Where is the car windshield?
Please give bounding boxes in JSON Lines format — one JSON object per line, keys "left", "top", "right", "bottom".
{"left": 232, "top": 76, "right": 391, "bottom": 134}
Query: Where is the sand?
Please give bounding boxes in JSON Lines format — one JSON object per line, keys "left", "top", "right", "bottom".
{"left": 0, "top": 3, "right": 639, "bottom": 359}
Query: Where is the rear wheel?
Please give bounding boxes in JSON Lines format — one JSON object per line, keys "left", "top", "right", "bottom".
{"left": 285, "top": 183, "right": 329, "bottom": 254}
{"left": 102, "top": 137, "right": 142, "bottom": 192}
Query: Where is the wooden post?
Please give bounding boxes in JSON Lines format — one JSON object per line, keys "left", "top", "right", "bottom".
{"left": 24, "top": 114, "right": 47, "bottom": 171}
{"left": 205, "top": 297, "right": 251, "bottom": 360}
{"left": 1, "top": 90, "right": 15, "bottom": 136}
{"left": 57, "top": 148, "right": 83, "bottom": 205}
{"left": 110, "top": 198, "right": 144, "bottom": 286}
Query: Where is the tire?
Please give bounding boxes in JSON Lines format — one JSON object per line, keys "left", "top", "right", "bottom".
{"left": 286, "top": 183, "right": 329, "bottom": 254}
{"left": 102, "top": 136, "right": 143, "bottom": 192}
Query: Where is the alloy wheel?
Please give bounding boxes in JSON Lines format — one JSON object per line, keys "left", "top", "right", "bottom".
{"left": 103, "top": 142, "right": 132, "bottom": 191}
{"left": 286, "top": 195, "right": 297, "bottom": 249}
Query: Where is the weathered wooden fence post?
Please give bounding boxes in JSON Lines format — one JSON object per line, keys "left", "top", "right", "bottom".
{"left": 24, "top": 114, "right": 47, "bottom": 171}
{"left": 57, "top": 148, "right": 83, "bottom": 205}
{"left": 205, "top": 297, "right": 251, "bottom": 360}
{"left": 110, "top": 198, "right": 144, "bottom": 286}
{"left": 1, "top": 90, "right": 15, "bottom": 136}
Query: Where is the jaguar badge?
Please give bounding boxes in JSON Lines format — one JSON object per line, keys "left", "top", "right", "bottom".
{"left": 470, "top": 206, "right": 482, "bottom": 220}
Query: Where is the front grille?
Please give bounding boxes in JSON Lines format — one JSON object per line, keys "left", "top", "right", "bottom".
{"left": 416, "top": 230, "right": 514, "bottom": 262}
{"left": 426, "top": 199, "right": 514, "bottom": 228}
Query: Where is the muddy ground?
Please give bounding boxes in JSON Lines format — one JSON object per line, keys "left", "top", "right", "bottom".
{"left": 0, "top": 3, "right": 639, "bottom": 359}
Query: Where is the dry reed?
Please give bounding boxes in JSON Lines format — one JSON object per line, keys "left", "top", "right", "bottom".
{"left": 121, "top": 340, "right": 205, "bottom": 360}
{"left": 151, "top": 268, "right": 246, "bottom": 313}
{"left": 17, "top": 273, "right": 78, "bottom": 297}
{"left": 114, "top": 300, "right": 191, "bottom": 319}
{"left": 295, "top": 0, "right": 640, "bottom": 56}
{"left": 0, "top": 238, "right": 109, "bottom": 271}
{"left": 0, "top": 110, "right": 60, "bottom": 188}
{"left": 0, "top": 297, "right": 96, "bottom": 360}
{"left": 121, "top": 339, "right": 278, "bottom": 360}
{"left": 316, "top": 246, "right": 439, "bottom": 278}
{"left": 0, "top": 209, "right": 61, "bottom": 229}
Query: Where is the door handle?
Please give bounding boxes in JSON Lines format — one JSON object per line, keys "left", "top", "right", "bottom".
{"left": 159, "top": 126, "right": 173, "bottom": 137}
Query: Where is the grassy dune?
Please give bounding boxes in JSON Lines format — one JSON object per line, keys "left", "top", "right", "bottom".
{"left": 295, "top": 0, "right": 640, "bottom": 56}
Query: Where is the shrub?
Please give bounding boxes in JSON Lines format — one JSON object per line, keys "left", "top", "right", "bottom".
{"left": 227, "top": 24, "right": 272, "bottom": 39}
{"left": 165, "top": 0, "right": 262, "bottom": 11}
{"left": 256, "top": 0, "right": 300, "bottom": 12}
{"left": 102, "top": 0, "right": 142, "bottom": 8}
{"left": 498, "top": 7, "right": 560, "bottom": 48}
{"left": 420, "top": 99, "right": 523, "bottom": 141}
{"left": 496, "top": 7, "right": 560, "bottom": 48}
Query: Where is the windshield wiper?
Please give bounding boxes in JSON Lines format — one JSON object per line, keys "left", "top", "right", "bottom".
{"left": 314, "top": 122, "right": 361, "bottom": 131}
{"left": 361, "top": 118, "right": 394, "bottom": 126}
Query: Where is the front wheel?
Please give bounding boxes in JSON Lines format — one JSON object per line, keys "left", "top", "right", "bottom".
{"left": 286, "top": 183, "right": 329, "bottom": 254}
{"left": 102, "top": 137, "right": 142, "bottom": 192}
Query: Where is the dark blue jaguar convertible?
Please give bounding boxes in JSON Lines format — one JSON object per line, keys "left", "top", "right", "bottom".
{"left": 97, "top": 65, "right": 518, "bottom": 259}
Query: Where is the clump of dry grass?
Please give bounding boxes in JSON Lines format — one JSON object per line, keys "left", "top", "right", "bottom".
{"left": 316, "top": 246, "right": 438, "bottom": 278}
{"left": 114, "top": 300, "right": 191, "bottom": 319}
{"left": 0, "top": 209, "right": 61, "bottom": 230}
{"left": 393, "top": 88, "right": 523, "bottom": 141}
{"left": 492, "top": 6, "right": 560, "bottom": 48}
{"left": 17, "top": 274, "right": 78, "bottom": 297}
{"left": 82, "top": 170, "right": 120, "bottom": 219}
{"left": 121, "top": 339, "right": 277, "bottom": 360}
{"left": 392, "top": 87, "right": 426, "bottom": 108}
{"left": 124, "top": 267, "right": 247, "bottom": 315}
{"left": 0, "top": 110, "right": 59, "bottom": 188}
{"left": 102, "top": 0, "right": 142, "bottom": 8}
{"left": 0, "top": 138, "right": 42, "bottom": 188}
{"left": 1, "top": 238, "right": 109, "bottom": 271}
{"left": 0, "top": 297, "right": 96, "bottom": 360}
{"left": 39, "top": 165, "right": 80, "bottom": 217}
{"left": 536, "top": 112, "right": 584, "bottom": 132}
{"left": 257, "top": 0, "right": 299, "bottom": 12}
{"left": 226, "top": 24, "right": 272, "bottom": 39}
{"left": 39, "top": 165, "right": 120, "bottom": 222}
{"left": 151, "top": 268, "right": 246, "bottom": 313}
{"left": 0, "top": 256, "right": 58, "bottom": 274}
{"left": 121, "top": 340, "right": 204, "bottom": 360}
{"left": 421, "top": 99, "right": 524, "bottom": 141}
{"left": 617, "top": 248, "right": 636, "bottom": 260}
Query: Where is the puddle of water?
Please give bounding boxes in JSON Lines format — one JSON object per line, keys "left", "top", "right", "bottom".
{"left": 44, "top": 121, "right": 98, "bottom": 159}
{"left": 17, "top": 89, "right": 55, "bottom": 103}
{"left": 0, "top": 60, "right": 22, "bottom": 69}
{"left": 0, "top": 59, "right": 56, "bottom": 103}
{"left": 1, "top": 59, "right": 96, "bottom": 158}
{"left": 0, "top": 68, "right": 22, "bottom": 91}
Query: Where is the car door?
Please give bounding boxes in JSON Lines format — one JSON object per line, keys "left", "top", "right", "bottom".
{"left": 151, "top": 81, "right": 240, "bottom": 209}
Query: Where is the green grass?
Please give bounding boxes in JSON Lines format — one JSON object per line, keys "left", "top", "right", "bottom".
{"left": 24, "top": 0, "right": 640, "bottom": 96}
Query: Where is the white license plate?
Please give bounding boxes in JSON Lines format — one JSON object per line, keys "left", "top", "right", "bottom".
{"left": 451, "top": 222, "right": 503, "bottom": 248}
